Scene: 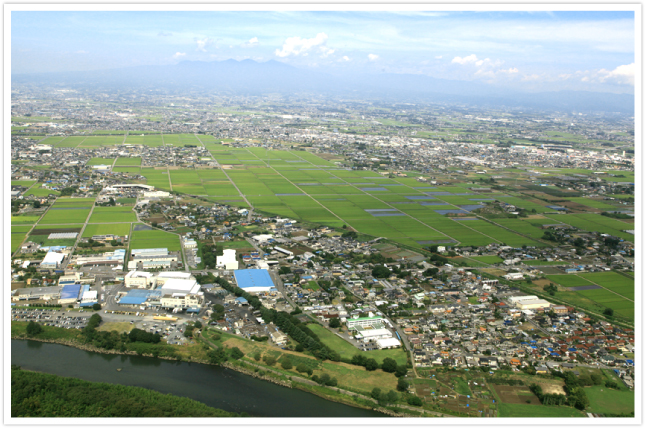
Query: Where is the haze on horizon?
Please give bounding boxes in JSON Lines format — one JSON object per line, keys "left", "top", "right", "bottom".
{"left": 11, "top": 10, "right": 635, "bottom": 95}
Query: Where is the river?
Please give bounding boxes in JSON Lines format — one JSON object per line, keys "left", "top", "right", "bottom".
{"left": 11, "top": 339, "right": 384, "bottom": 418}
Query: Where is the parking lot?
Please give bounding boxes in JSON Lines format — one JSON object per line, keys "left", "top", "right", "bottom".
{"left": 12, "top": 308, "right": 91, "bottom": 329}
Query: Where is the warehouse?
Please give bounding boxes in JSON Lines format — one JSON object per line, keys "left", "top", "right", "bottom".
{"left": 354, "top": 327, "right": 393, "bottom": 343}
{"left": 12, "top": 286, "right": 62, "bottom": 302}
{"left": 59, "top": 284, "right": 83, "bottom": 305}
{"left": 131, "top": 248, "right": 169, "bottom": 257}
{"left": 72, "top": 249, "right": 125, "bottom": 267}
{"left": 516, "top": 299, "right": 551, "bottom": 310}
{"left": 41, "top": 251, "right": 66, "bottom": 269}
{"left": 376, "top": 338, "right": 402, "bottom": 349}
{"left": 234, "top": 269, "right": 275, "bottom": 293}
{"left": 118, "top": 289, "right": 162, "bottom": 307}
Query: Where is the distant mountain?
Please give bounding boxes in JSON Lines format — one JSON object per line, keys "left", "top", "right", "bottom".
{"left": 12, "top": 59, "right": 634, "bottom": 114}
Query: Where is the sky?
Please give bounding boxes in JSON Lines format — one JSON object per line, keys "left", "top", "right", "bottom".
{"left": 10, "top": 9, "right": 636, "bottom": 93}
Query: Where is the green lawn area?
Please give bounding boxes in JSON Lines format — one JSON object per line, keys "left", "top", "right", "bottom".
{"left": 453, "top": 377, "right": 472, "bottom": 396}
{"left": 307, "top": 324, "right": 407, "bottom": 366}
{"left": 498, "top": 403, "right": 585, "bottom": 417}
{"left": 584, "top": 385, "right": 634, "bottom": 415}
{"left": 130, "top": 229, "right": 180, "bottom": 251}
{"left": 304, "top": 281, "right": 320, "bottom": 291}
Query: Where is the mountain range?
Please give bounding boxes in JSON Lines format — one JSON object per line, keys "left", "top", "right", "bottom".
{"left": 12, "top": 59, "right": 634, "bottom": 115}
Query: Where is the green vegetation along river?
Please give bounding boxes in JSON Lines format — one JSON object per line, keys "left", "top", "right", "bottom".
{"left": 11, "top": 340, "right": 384, "bottom": 418}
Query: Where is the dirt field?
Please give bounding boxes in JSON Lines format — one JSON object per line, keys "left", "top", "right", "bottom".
{"left": 493, "top": 385, "right": 542, "bottom": 405}
{"left": 538, "top": 383, "right": 566, "bottom": 395}
{"left": 97, "top": 322, "right": 135, "bottom": 334}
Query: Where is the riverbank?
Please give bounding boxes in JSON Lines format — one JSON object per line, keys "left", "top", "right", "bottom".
{"left": 12, "top": 331, "right": 399, "bottom": 416}
{"left": 11, "top": 339, "right": 384, "bottom": 418}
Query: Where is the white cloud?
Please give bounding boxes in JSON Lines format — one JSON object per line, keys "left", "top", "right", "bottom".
{"left": 598, "top": 63, "right": 634, "bottom": 85}
{"left": 158, "top": 31, "right": 172, "bottom": 37}
{"left": 522, "top": 74, "right": 542, "bottom": 81}
{"left": 452, "top": 54, "right": 478, "bottom": 65}
{"left": 195, "top": 37, "right": 214, "bottom": 52}
{"left": 368, "top": 53, "right": 379, "bottom": 61}
{"left": 241, "top": 37, "right": 259, "bottom": 48}
{"left": 341, "top": 56, "right": 351, "bottom": 62}
{"left": 435, "top": 55, "right": 443, "bottom": 59}
{"left": 502, "top": 67, "right": 519, "bottom": 74}
{"left": 275, "top": 32, "right": 332, "bottom": 58}
{"left": 173, "top": 52, "right": 186, "bottom": 59}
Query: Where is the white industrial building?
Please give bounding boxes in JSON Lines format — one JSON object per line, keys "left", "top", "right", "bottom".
{"left": 516, "top": 299, "right": 551, "bottom": 310}
{"left": 124, "top": 271, "right": 155, "bottom": 288}
{"left": 216, "top": 249, "right": 239, "bottom": 270}
{"left": 504, "top": 272, "right": 525, "bottom": 280}
{"left": 143, "top": 190, "right": 170, "bottom": 198}
{"left": 41, "top": 252, "right": 66, "bottom": 269}
{"left": 252, "top": 234, "right": 274, "bottom": 244}
{"left": 376, "top": 338, "right": 402, "bottom": 349}
{"left": 354, "top": 327, "right": 393, "bottom": 343}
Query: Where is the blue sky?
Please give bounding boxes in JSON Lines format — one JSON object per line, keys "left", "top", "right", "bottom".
{"left": 11, "top": 10, "right": 635, "bottom": 93}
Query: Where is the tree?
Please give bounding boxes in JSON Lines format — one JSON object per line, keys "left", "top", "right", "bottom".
{"left": 397, "top": 377, "right": 409, "bottom": 392}
{"left": 395, "top": 365, "right": 408, "bottom": 378}
{"left": 253, "top": 352, "right": 261, "bottom": 362}
{"left": 262, "top": 355, "right": 277, "bottom": 366}
{"left": 381, "top": 357, "right": 398, "bottom": 373}
{"left": 207, "top": 348, "right": 228, "bottom": 365}
{"left": 329, "top": 317, "right": 341, "bottom": 329}
{"left": 407, "top": 396, "right": 423, "bottom": 406}
{"left": 92, "top": 303, "right": 101, "bottom": 311}
{"left": 194, "top": 321, "right": 203, "bottom": 329}
{"left": 386, "top": 390, "right": 399, "bottom": 403}
{"left": 371, "top": 388, "right": 382, "bottom": 400}
{"left": 230, "top": 347, "right": 244, "bottom": 360}
{"left": 603, "top": 308, "right": 614, "bottom": 317}
{"left": 295, "top": 344, "right": 304, "bottom": 352}
{"left": 278, "top": 266, "right": 291, "bottom": 275}
{"left": 372, "top": 265, "right": 391, "bottom": 278}
{"left": 364, "top": 358, "right": 379, "bottom": 371}
{"left": 26, "top": 321, "right": 42, "bottom": 336}
{"left": 281, "top": 359, "right": 293, "bottom": 370}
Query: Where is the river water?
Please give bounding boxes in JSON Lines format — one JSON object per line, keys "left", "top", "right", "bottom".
{"left": 11, "top": 340, "right": 384, "bottom": 418}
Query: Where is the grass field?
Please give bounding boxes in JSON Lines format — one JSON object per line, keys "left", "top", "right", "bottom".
{"left": 130, "top": 229, "right": 180, "bottom": 251}
{"left": 584, "top": 385, "right": 634, "bottom": 415}
{"left": 82, "top": 223, "right": 132, "bottom": 238}
{"left": 39, "top": 207, "right": 91, "bottom": 224}
{"left": 115, "top": 157, "right": 142, "bottom": 166}
{"left": 545, "top": 275, "right": 594, "bottom": 288}
{"left": 578, "top": 272, "right": 634, "bottom": 300}
{"left": 497, "top": 403, "right": 585, "bottom": 417}
{"left": 88, "top": 206, "right": 137, "bottom": 223}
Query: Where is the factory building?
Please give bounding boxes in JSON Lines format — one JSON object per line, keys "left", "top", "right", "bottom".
{"left": 234, "top": 269, "right": 275, "bottom": 293}
{"left": 216, "top": 249, "right": 239, "bottom": 270}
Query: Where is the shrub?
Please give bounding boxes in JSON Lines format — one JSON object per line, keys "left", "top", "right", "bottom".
{"left": 281, "top": 359, "right": 293, "bottom": 370}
